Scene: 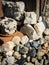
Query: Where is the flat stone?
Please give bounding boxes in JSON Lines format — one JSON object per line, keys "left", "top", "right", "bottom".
{"left": 44, "top": 29, "right": 49, "bottom": 35}
{"left": 34, "top": 22, "right": 45, "bottom": 37}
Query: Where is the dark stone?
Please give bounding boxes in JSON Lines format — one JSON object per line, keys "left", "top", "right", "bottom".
{"left": 28, "top": 47, "right": 36, "bottom": 57}
{"left": 17, "top": 57, "right": 26, "bottom": 65}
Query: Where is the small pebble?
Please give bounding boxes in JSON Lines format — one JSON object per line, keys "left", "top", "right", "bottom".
{"left": 21, "top": 35, "right": 29, "bottom": 45}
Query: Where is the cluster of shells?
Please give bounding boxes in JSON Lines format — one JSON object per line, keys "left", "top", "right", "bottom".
{"left": 0, "top": 1, "right": 49, "bottom": 65}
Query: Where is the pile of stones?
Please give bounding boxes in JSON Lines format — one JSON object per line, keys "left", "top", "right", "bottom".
{"left": 0, "top": 1, "right": 49, "bottom": 65}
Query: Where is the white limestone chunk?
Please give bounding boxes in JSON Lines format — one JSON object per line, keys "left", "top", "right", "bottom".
{"left": 24, "top": 12, "right": 37, "bottom": 24}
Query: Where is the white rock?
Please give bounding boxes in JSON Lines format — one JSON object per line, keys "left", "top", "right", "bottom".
{"left": 21, "top": 35, "right": 29, "bottom": 45}
{"left": 6, "top": 50, "right": 14, "bottom": 57}
{"left": 16, "top": 2, "right": 25, "bottom": 12}
{"left": 24, "top": 12, "right": 37, "bottom": 24}
{"left": 12, "top": 36, "right": 21, "bottom": 45}
{"left": 34, "top": 22, "right": 45, "bottom": 37}
{"left": 0, "top": 17, "right": 17, "bottom": 34}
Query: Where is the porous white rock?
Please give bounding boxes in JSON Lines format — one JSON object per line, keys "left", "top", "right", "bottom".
{"left": 0, "top": 17, "right": 17, "bottom": 34}
{"left": 21, "top": 35, "right": 29, "bottom": 45}
{"left": 34, "top": 22, "right": 45, "bottom": 37}
{"left": 24, "top": 12, "right": 37, "bottom": 24}
{"left": 44, "top": 28, "right": 49, "bottom": 35}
